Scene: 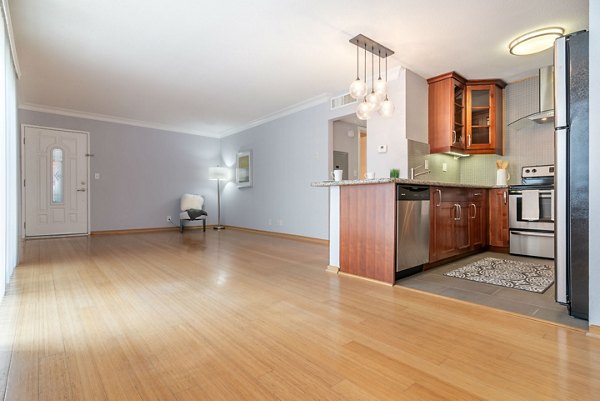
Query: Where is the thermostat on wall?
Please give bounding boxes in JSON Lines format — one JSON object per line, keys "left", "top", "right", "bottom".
{"left": 378, "top": 145, "right": 388, "bottom": 153}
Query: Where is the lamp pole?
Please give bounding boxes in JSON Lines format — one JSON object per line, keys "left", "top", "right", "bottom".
{"left": 214, "top": 178, "right": 225, "bottom": 230}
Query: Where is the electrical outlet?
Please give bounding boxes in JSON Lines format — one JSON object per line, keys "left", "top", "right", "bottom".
{"left": 424, "top": 160, "right": 429, "bottom": 170}
{"left": 277, "top": 219, "right": 283, "bottom": 226}
{"left": 167, "top": 216, "right": 172, "bottom": 222}
{"left": 378, "top": 144, "right": 388, "bottom": 153}
{"left": 268, "top": 218, "right": 273, "bottom": 226}
{"left": 442, "top": 163, "right": 448, "bottom": 172}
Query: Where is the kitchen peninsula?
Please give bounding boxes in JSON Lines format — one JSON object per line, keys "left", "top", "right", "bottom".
{"left": 312, "top": 179, "right": 509, "bottom": 285}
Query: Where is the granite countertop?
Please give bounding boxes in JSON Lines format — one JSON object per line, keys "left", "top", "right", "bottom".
{"left": 311, "top": 178, "right": 508, "bottom": 189}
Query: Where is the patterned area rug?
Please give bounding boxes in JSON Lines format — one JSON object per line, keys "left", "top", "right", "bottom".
{"left": 444, "top": 257, "right": 554, "bottom": 293}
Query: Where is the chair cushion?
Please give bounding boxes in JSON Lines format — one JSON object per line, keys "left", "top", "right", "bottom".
{"left": 180, "top": 194, "right": 204, "bottom": 211}
{"left": 180, "top": 210, "right": 207, "bottom": 220}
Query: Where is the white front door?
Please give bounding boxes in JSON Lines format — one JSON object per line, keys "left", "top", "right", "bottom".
{"left": 24, "top": 126, "right": 89, "bottom": 236}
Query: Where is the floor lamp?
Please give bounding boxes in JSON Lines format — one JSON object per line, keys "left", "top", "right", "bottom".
{"left": 208, "top": 166, "right": 230, "bottom": 230}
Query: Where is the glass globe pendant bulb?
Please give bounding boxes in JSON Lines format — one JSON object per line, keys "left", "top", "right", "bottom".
{"left": 349, "top": 78, "right": 367, "bottom": 99}
{"left": 379, "top": 96, "right": 395, "bottom": 118}
{"left": 374, "top": 78, "right": 387, "bottom": 97}
{"left": 366, "top": 91, "right": 382, "bottom": 111}
{"left": 356, "top": 99, "right": 371, "bottom": 120}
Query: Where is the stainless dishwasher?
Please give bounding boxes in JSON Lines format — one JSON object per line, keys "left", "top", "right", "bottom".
{"left": 396, "top": 185, "right": 430, "bottom": 278}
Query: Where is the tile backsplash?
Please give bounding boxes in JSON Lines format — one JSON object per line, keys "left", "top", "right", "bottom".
{"left": 408, "top": 75, "right": 555, "bottom": 186}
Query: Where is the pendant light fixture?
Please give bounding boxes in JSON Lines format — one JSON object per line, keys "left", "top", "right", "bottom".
{"left": 373, "top": 50, "right": 387, "bottom": 98}
{"left": 349, "top": 45, "right": 367, "bottom": 99}
{"left": 349, "top": 34, "right": 394, "bottom": 120}
{"left": 379, "top": 53, "right": 395, "bottom": 118}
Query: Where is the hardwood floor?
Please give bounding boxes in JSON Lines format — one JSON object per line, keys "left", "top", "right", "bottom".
{"left": 1, "top": 230, "right": 599, "bottom": 401}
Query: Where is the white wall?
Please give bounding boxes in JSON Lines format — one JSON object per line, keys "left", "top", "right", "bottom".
{"left": 589, "top": 2, "right": 599, "bottom": 326}
{"left": 332, "top": 120, "right": 360, "bottom": 179}
{"left": 18, "top": 110, "right": 222, "bottom": 231}
{"left": 366, "top": 68, "right": 409, "bottom": 178}
{"left": 405, "top": 69, "right": 429, "bottom": 144}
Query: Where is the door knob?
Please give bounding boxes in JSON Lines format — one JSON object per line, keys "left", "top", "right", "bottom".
{"left": 76, "top": 188, "right": 86, "bottom": 192}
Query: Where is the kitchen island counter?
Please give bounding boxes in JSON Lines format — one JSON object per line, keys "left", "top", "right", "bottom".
{"left": 311, "top": 178, "right": 506, "bottom": 189}
{"left": 316, "top": 180, "right": 496, "bottom": 284}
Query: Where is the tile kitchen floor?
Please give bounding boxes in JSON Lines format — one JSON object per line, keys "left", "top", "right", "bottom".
{"left": 397, "top": 252, "right": 588, "bottom": 330}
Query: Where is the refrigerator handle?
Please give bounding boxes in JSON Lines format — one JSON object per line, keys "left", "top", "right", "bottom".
{"left": 554, "top": 36, "right": 567, "bottom": 128}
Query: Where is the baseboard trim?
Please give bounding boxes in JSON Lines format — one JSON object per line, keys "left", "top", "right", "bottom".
{"left": 225, "top": 226, "right": 329, "bottom": 245}
{"left": 488, "top": 246, "right": 510, "bottom": 253}
{"left": 326, "top": 265, "right": 340, "bottom": 273}
{"left": 588, "top": 325, "right": 600, "bottom": 339}
{"left": 91, "top": 225, "right": 212, "bottom": 236}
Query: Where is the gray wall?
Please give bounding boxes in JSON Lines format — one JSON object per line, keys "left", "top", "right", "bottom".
{"left": 589, "top": 1, "right": 599, "bottom": 327}
{"left": 332, "top": 120, "right": 360, "bottom": 179}
{"left": 19, "top": 110, "right": 221, "bottom": 231}
{"left": 220, "top": 102, "right": 330, "bottom": 239}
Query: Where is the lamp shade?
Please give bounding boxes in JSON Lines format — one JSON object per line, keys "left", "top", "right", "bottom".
{"left": 208, "top": 166, "right": 230, "bottom": 181}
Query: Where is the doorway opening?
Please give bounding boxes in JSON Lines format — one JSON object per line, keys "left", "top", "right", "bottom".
{"left": 331, "top": 115, "right": 366, "bottom": 180}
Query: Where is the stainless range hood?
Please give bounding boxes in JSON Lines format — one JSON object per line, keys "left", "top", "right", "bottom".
{"left": 509, "top": 66, "right": 555, "bottom": 125}
{"left": 529, "top": 66, "right": 554, "bottom": 123}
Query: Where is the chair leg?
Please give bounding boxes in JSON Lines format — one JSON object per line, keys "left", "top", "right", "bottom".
{"left": 203, "top": 219, "right": 206, "bottom": 232}
{"left": 179, "top": 220, "right": 184, "bottom": 233}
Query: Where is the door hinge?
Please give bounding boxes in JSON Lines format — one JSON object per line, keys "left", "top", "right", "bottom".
{"left": 85, "top": 153, "right": 95, "bottom": 157}
{"left": 24, "top": 221, "right": 26, "bottom": 229}
{"left": 23, "top": 179, "right": 25, "bottom": 186}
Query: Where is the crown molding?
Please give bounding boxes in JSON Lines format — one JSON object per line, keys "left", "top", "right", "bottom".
{"left": 18, "top": 103, "right": 222, "bottom": 138}
{"left": 219, "top": 93, "right": 331, "bottom": 138}
{"left": 1, "top": 0, "right": 21, "bottom": 78}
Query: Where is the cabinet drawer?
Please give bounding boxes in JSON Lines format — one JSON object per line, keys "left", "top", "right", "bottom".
{"left": 432, "top": 187, "right": 469, "bottom": 202}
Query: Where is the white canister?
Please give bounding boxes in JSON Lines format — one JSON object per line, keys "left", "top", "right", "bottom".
{"left": 496, "top": 169, "right": 511, "bottom": 186}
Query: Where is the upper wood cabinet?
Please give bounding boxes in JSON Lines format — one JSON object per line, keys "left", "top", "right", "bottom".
{"left": 428, "top": 72, "right": 467, "bottom": 154}
{"left": 428, "top": 72, "right": 506, "bottom": 155}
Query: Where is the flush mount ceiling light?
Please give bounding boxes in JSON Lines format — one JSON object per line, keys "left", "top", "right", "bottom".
{"left": 348, "top": 34, "right": 395, "bottom": 120}
{"left": 509, "top": 27, "right": 564, "bottom": 56}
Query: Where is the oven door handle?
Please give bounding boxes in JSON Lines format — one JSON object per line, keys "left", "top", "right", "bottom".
{"left": 510, "top": 231, "right": 554, "bottom": 238}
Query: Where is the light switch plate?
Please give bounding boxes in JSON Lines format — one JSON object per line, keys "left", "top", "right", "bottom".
{"left": 94, "top": 173, "right": 100, "bottom": 179}
{"left": 378, "top": 145, "right": 387, "bottom": 153}
{"left": 442, "top": 163, "right": 448, "bottom": 172}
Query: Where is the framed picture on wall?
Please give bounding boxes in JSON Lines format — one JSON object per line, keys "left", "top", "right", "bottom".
{"left": 236, "top": 150, "right": 252, "bottom": 188}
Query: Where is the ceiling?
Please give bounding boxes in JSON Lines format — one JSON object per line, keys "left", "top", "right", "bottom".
{"left": 9, "top": 0, "right": 588, "bottom": 137}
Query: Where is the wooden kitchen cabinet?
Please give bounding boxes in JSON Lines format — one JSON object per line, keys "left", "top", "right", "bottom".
{"left": 427, "top": 72, "right": 467, "bottom": 154}
{"left": 468, "top": 190, "right": 487, "bottom": 250}
{"left": 430, "top": 187, "right": 488, "bottom": 264}
{"left": 465, "top": 81, "right": 506, "bottom": 155}
{"left": 489, "top": 188, "right": 509, "bottom": 249}
{"left": 428, "top": 72, "right": 506, "bottom": 155}
{"left": 339, "top": 183, "right": 396, "bottom": 284}
{"left": 430, "top": 199, "right": 458, "bottom": 262}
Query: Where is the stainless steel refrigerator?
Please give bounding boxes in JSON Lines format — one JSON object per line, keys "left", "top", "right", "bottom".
{"left": 554, "top": 30, "right": 589, "bottom": 320}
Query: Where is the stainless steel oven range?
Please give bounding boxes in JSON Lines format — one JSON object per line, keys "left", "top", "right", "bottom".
{"left": 508, "top": 165, "right": 554, "bottom": 259}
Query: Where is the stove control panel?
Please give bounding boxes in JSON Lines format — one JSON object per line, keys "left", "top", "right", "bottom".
{"left": 522, "top": 164, "right": 554, "bottom": 178}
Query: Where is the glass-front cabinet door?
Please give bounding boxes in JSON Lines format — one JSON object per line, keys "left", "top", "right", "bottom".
{"left": 452, "top": 79, "right": 465, "bottom": 149}
{"left": 466, "top": 85, "right": 493, "bottom": 150}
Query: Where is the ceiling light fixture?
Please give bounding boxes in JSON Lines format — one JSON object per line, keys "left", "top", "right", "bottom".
{"left": 508, "top": 27, "right": 564, "bottom": 56}
{"left": 349, "top": 34, "right": 395, "bottom": 120}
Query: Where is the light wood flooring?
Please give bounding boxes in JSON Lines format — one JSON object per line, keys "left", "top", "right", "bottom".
{"left": 1, "top": 230, "right": 599, "bottom": 401}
